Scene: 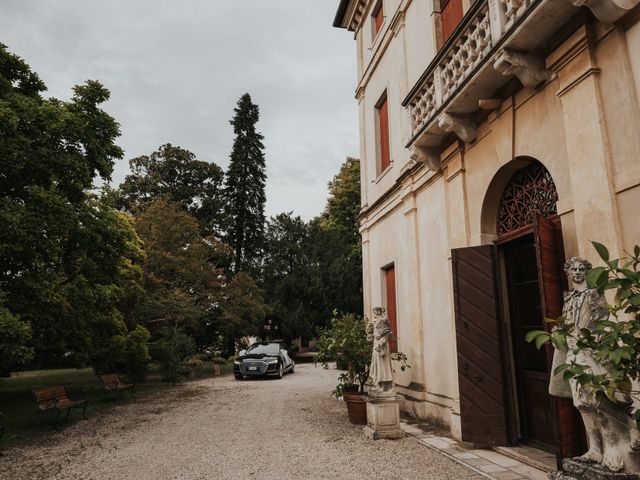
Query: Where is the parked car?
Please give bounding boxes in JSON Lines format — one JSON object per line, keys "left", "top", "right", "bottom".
{"left": 233, "top": 342, "right": 295, "bottom": 380}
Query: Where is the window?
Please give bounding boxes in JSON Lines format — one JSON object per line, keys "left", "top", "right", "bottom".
{"left": 440, "top": 0, "right": 463, "bottom": 43}
{"left": 384, "top": 265, "right": 398, "bottom": 353}
{"left": 376, "top": 91, "right": 390, "bottom": 174}
{"left": 372, "top": 1, "right": 384, "bottom": 38}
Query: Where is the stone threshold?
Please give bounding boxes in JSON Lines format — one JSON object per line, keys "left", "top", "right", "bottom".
{"left": 400, "top": 420, "right": 549, "bottom": 480}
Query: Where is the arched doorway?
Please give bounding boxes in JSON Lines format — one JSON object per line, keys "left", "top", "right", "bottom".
{"left": 495, "top": 160, "right": 559, "bottom": 452}
{"left": 451, "top": 159, "right": 584, "bottom": 463}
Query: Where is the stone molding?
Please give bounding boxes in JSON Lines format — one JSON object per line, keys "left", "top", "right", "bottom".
{"left": 568, "top": 0, "right": 640, "bottom": 23}
{"left": 493, "top": 50, "right": 548, "bottom": 87}
{"left": 438, "top": 113, "right": 477, "bottom": 143}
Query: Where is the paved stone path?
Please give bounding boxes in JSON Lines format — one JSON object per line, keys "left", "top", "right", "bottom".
{"left": 2, "top": 364, "right": 491, "bottom": 479}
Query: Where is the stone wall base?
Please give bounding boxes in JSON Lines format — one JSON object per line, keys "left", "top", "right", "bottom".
{"left": 548, "top": 459, "right": 640, "bottom": 480}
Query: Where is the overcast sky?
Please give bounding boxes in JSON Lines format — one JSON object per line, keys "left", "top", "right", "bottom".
{"left": 1, "top": 0, "right": 359, "bottom": 220}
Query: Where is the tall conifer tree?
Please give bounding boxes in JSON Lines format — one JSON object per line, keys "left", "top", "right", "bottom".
{"left": 223, "top": 93, "right": 267, "bottom": 274}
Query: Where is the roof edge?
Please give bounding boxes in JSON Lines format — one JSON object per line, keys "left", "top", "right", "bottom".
{"left": 333, "top": 0, "right": 351, "bottom": 28}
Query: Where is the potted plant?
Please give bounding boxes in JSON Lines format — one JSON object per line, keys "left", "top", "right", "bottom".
{"left": 315, "top": 312, "right": 372, "bottom": 425}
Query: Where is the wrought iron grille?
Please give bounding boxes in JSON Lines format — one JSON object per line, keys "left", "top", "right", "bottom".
{"left": 496, "top": 161, "right": 558, "bottom": 235}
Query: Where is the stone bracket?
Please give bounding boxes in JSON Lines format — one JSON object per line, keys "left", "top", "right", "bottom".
{"left": 409, "top": 145, "right": 442, "bottom": 172}
{"left": 437, "top": 113, "right": 477, "bottom": 143}
{"left": 493, "top": 50, "right": 548, "bottom": 88}
{"left": 568, "top": 0, "right": 640, "bottom": 24}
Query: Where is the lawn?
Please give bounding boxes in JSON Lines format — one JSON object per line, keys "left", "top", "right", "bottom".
{"left": 0, "top": 361, "right": 233, "bottom": 449}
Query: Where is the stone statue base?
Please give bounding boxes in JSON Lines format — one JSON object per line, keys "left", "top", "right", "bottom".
{"left": 548, "top": 458, "right": 640, "bottom": 480}
{"left": 362, "top": 395, "right": 405, "bottom": 440}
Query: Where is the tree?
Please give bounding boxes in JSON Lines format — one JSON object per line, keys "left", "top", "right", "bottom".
{"left": 323, "top": 157, "right": 361, "bottom": 245}
{"left": 0, "top": 44, "right": 150, "bottom": 369}
{"left": 223, "top": 93, "right": 267, "bottom": 274}
{"left": 0, "top": 302, "right": 34, "bottom": 376}
{"left": 308, "top": 157, "right": 363, "bottom": 322}
{"left": 117, "top": 144, "right": 225, "bottom": 237}
{"left": 263, "top": 213, "right": 315, "bottom": 342}
{"left": 221, "top": 272, "right": 268, "bottom": 355}
{"left": 133, "top": 199, "right": 230, "bottom": 346}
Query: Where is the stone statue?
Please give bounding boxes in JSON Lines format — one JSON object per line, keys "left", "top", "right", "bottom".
{"left": 368, "top": 306, "right": 394, "bottom": 397}
{"left": 549, "top": 257, "right": 640, "bottom": 475}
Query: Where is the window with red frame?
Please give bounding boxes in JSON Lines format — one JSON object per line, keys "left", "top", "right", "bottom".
{"left": 384, "top": 265, "right": 398, "bottom": 353}
{"left": 372, "top": 1, "right": 384, "bottom": 37}
{"left": 376, "top": 92, "right": 390, "bottom": 173}
{"left": 441, "top": 0, "right": 463, "bottom": 43}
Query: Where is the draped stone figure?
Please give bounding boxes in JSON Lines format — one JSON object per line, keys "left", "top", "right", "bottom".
{"left": 549, "top": 257, "right": 640, "bottom": 474}
{"left": 368, "top": 306, "right": 394, "bottom": 397}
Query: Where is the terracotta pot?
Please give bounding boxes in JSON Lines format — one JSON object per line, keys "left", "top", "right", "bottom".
{"left": 343, "top": 391, "right": 367, "bottom": 425}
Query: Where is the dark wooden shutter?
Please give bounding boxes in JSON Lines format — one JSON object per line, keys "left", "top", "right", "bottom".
{"left": 452, "top": 245, "right": 509, "bottom": 446}
{"left": 533, "top": 215, "right": 586, "bottom": 462}
{"left": 378, "top": 95, "right": 390, "bottom": 172}
{"left": 385, "top": 266, "right": 397, "bottom": 353}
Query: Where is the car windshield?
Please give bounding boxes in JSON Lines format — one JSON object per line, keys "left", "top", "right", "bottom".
{"left": 245, "top": 343, "right": 280, "bottom": 356}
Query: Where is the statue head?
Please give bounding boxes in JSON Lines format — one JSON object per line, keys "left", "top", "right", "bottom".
{"left": 372, "top": 306, "right": 386, "bottom": 318}
{"left": 564, "top": 256, "right": 592, "bottom": 286}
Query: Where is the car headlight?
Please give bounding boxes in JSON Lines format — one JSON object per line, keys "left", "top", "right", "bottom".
{"left": 265, "top": 358, "right": 278, "bottom": 364}
{"left": 233, "top": 360, "right": 241, "bottom": 365}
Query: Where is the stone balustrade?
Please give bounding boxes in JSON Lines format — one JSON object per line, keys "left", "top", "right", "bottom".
{"left": 407, "top": 0, "right": 535, "bottom": 139}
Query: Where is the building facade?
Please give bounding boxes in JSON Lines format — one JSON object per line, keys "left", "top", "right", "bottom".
{"left": 335, "top": 0, "right": 640, "bottom": 461}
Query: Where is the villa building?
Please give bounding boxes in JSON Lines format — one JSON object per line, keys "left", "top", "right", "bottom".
{"left": 334, "top": 0, "right": 640, "bottom": 462}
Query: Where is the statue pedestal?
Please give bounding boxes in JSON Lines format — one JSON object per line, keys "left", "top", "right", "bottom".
{"left": 549, "top": 458, "right": 640, "bottom": 480}
{"left": 362, "top": 395, "right": 405, "bottom": 440}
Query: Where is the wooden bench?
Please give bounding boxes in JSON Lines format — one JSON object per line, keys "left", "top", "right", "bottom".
{"left": 32, "top": 385, "right": 88, "bottom": 423}
{"left": 99, "top": 373, "right": 135, "bottom": 399}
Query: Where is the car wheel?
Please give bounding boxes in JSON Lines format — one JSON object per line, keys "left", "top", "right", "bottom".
{"left": 277, "top": 363, "right": 283, "bottom": 379}
{"left": 234, "top": 374, "right": 243, "bottom": 380}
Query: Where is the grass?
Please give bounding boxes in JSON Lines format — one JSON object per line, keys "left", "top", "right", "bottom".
{"left": 0, "top": 361, "right": 233, "bottom": 449}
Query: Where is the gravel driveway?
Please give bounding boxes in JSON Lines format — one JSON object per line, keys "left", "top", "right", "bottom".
{"left": 1, "top": 364, "right": 482, "bottom": 480}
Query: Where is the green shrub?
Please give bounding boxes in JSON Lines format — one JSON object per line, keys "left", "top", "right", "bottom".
{"left": 0, "top": 305, "right": 34, "bottom": 376}
{"left": 123, "top": 325, "right": 151, "bottom": 382}
{"left": 152, "top": 327, "right": 196, "bottom": 384}
{"left": 210, "top": 356, "right": 227, "bottom": 365}
{"left": 315, "top": 312, "right": 371, "bottom": 394}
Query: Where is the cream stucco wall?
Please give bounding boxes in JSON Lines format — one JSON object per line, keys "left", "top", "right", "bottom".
{"left": 349, "top": 0, "right": 640, "bottom": 440}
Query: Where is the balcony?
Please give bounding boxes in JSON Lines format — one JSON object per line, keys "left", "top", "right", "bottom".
{"left": 401, "top": 0, "right": 635, "bottom": 170}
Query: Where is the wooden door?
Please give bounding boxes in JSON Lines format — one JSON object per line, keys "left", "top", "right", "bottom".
{"left": 385, "top": 266, "right": 398, "bottom": 353}
{"left": 452, "top": 245, "right": 510, "bottom": 446}
{"left": 503, "top": 234, "right": 556, "bottom": 450}
{"left": 534, "top": 215, "right": 586, "bottom": 461}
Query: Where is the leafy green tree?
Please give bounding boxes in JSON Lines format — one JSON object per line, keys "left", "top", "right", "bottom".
{"left": 223, "top": 93, "right": 267, "bottom": 274}
{"left": 263, "top": 213, "right": 315, "bottom": 342}
{"left": 308, "top": 157, "right": 363, "bottom": 323}
{"left": 0, "top": 44, "right": 151, "bottom": 369}
{"left": 221, "top": 272, "right": 268, "bottom": 355}
{"left": 133, "top": 199, "right": 230, "bottom": 346}
{"left": 322, "top": 157, "right": 361, "bottom": 245}
{"left": 117, "top": 144, "right": 225, "bottom": 237}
